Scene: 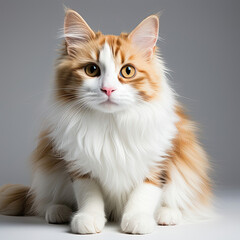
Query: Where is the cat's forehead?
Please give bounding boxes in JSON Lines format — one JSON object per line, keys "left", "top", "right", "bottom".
{"left": 98, "top": 42, "right": 116, "bottom": 75}
{"left": 72, "top": 33, "right": 139, "bottom": 67}
{"left": 91, "top": 34, "right": 136, "bottom": 64}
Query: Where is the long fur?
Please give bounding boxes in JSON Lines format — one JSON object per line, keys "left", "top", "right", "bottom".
{"left": 0, "top": 9, "right": 211, "bottom": 234}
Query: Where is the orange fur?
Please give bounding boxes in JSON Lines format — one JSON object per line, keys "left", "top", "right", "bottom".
{"left": 163, "top": 106, "right": 211, "bottom": 208}
{"left": 0, "top": 184, "right": 33, "bottom": 216}
{"left": 144, "top": 105, "right": 211, "bottom": 209}
{"left": 55, "top": 32, "right": 161, "bottom": 104}
{"left": 32, "top": 129, "right": 88, "bottom": 180}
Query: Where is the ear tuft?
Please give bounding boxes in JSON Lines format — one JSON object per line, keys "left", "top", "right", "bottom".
{"left": 64, "top": 10, "right": 95, "bottom": 53}
{"left": 128, "top": 15, "right": 159, "bottom": 59}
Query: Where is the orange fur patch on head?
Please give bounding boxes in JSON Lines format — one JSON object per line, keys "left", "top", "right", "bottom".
{"left": 55, "top": 26, "right": 162, "bottom": 104}
{"left": 104, "top": 34, "right": 162, "bottom": 101}
{"left": 55, "top": 32, "right": 104, "bottom": 103}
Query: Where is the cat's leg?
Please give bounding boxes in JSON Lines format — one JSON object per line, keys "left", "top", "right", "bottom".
{"left": 156, "top": 148, "right": 211, "bottom": 224}
{"left": 156, "top": 167, "right": 186, "bottom": 225}
{"left": 121, "top": 182, "right": 161, "bottom": 234}
{"left": 156, "top": 163, "right": 209, "bottom": 225}
{"left": 156, "top": 108, "right": 211, "bottom": 226}
{"left": 156, "top": 170, "right": 184, "bottom": 226}
{"left": 71, "top": 178, "right": 106, "bottom": 234}
{"left": 156, "top": 206, "right": 183, "bottom": 226}
{"left": 30, "top": 168, "right": 75, "bottom": 224}
{"left": 30, "top": 130, "right": 76, "bottom": 223}
{"left": 45, "top": 204, "right": 72, "bottom": 224}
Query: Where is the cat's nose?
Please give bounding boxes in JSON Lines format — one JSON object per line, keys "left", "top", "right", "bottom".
{"left": 101, "top": 87, "right": 116, "bottom": 96}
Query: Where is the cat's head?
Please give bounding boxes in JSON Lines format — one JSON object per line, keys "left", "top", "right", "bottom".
{"left": 56, "top": 9, "right": 162, "bottom": 113}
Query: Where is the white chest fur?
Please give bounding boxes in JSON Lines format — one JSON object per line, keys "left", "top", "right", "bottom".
{"left": 47, "top": 83, "right": 177, "bottom": 218}
{"left": 49, "top": 102, "right": 176, "bottom": 186}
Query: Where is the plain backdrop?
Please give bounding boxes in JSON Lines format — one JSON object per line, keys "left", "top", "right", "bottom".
{"left": 0, "top": 0, "right": 240, "bottom": 192}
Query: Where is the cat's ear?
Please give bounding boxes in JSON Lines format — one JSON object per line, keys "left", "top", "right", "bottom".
{"left": 128, "top": 15, "right": 159, "bottom": 60}
{"left": 64, "top": 9, "right": 95, "bottom": 54}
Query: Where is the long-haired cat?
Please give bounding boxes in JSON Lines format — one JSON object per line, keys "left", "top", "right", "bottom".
{"left": 0, "top": 9, "right": 211, "bottom": 234}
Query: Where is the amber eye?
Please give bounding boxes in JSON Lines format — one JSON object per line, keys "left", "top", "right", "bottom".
{"left": 85, "top": 63, "right": 101, "bottom": 77}
{"left": 120, "top": 65, "right": 136, "bottom": 79}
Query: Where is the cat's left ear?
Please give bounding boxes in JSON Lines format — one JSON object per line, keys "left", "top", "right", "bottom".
{"left": 128, "top": 15, "right": 159, "bottom": 60}
{"left": 64, "top": 9, "right": 95, "bottom": 55}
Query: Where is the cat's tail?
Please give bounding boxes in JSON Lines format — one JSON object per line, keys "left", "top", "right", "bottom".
{"left": 0, "top": 184, "right": 34, "bottom": 216}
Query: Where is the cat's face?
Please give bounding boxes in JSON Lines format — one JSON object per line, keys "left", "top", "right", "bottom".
{"left": 56, "top": 10, "right": 161, "bottom": 113}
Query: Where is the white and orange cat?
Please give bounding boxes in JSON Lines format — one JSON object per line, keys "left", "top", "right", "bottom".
{"left": 0, "top": 9, "right": 211, "bottom": 234}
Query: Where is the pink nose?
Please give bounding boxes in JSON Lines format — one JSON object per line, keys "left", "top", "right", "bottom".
{"left": 101, "top": 87, "right": 116, "bottom": 96}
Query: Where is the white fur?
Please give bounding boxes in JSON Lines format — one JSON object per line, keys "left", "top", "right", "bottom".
{"left": 99, "top": 43, "right": 120, "bottom": 89}
{"left": 31, "top": 43, "right": 183, "bottom": 234}
{"left": 71, "top": 179, "right": 106, "bottom": 234}
{"left": 162, "top": 167, "right": 197, "bottom": 210}
{"left": 78, "top": 43, "right": 138, "bottom": 113}
{"left": 71, "top": 212, "right": 106, "bottom": 234}
{"left": 44, "top": 48, "right": 178, "bottom": 221}
{"left": 45, "top": 204, "right": 72, "bottom": 223}
{"left": 30, "top": 169, "right": 75, "bottom": 217}
{"left": 156, "top": 207, "right": 183, "bottom": 225}
{"left": 158, "top": 164, "right": 212, "bottom": 223}
{"left": 121, "top": 183, "right": 162, "bottom": 234}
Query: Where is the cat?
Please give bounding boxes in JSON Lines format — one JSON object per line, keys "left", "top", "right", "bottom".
{"left": 0, "top": 9, "right": 211, "bottom": 234}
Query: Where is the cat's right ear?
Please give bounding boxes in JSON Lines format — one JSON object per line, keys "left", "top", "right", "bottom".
{"left": 64, "top": 9, "right": 95, "bottom": 55}
{"left": 128, "top": 15, "right": 159, "bottom": 60}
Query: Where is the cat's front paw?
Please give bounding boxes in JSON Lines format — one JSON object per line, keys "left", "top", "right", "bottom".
{"left": 45, "top": 204, "right": 72, "bottom": 224}
{"left": 156, "top": 207, "right": 182, "bottom": 225}
{"left": 121, "top": 212, "right": 156, "bottom": 234}
{"left": 71, "top": 212, "right": 106, "bottom": 234}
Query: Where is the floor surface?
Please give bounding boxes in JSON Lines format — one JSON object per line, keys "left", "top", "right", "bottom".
{"left": 0, "top": 190, "right": 239, "bottom": 240}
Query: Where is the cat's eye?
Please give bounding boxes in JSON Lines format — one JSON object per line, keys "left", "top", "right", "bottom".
{"left": 120, "top": 65, "right": 136, "bottom": 79}
{"left": 85, "top": 63, "right": 101, "bottom": 77}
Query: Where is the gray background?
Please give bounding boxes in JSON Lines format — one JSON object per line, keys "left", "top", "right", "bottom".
{"left": 0, "top": 0, "right": 240, "bottom": 192}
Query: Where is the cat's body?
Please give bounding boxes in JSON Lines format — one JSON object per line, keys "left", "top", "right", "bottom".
{"left": 0, "top": 10, "right": 211, "bottom": 234}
